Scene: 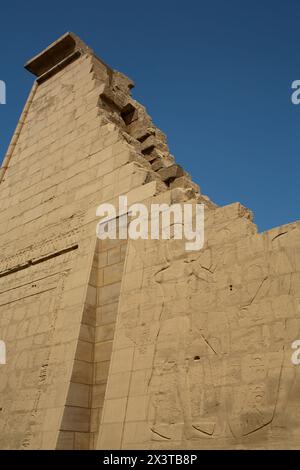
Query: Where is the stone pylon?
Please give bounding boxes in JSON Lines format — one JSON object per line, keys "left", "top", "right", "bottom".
{"left": 0, "top": 33, "right": 299, "bottom": 450}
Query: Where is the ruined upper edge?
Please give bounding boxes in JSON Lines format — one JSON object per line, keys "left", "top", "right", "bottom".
{"left": 24, "top": 32, "right": 93, "bottom": 78}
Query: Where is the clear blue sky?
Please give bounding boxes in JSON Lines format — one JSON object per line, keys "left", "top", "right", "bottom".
{"left": 0, "top": 0, "right": 299, "bottom": 232}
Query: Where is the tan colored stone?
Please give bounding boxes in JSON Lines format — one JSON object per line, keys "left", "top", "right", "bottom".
{"left": 0, "top": 32, "right": 299, "bottom": 452}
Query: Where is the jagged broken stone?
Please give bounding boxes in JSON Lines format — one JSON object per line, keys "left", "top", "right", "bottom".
{"left": 0, "top": 32, "right": 299, "bottom": 450}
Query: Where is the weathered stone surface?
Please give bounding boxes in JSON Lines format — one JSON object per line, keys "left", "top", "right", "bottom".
{"left": 0, "top": 32, "right": 299, "bottom": 450}
{"left": 157, "top": 164, "right": 185, "bottom": 182}
{"left": 98, "top": 201, "right": 300, "bottom": 450}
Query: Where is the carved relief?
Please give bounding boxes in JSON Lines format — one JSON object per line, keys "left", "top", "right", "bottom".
{"left": 118, "top": 237, "right": 298, "bottom": 446}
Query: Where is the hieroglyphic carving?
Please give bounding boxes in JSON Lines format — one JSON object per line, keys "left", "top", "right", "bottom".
{"left": 0, "top": 267, "right": 70, "bottom": 449}
{"left": 0, "top": 224, "right": 81, "bottom": 276}
{"left": 20, "top": 270, "right": 68, "bottom": 449}
{"left": 117, "top": 235, "right": 299, "bottom": 446}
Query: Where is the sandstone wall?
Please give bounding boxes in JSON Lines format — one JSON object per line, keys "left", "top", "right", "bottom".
{"left": 0, "top": 33, "right": 299, "bottom": 450}
{"left": 97, "top": 195, "right": 300, "bottom": 449}
{"left": 0, "top": 33, "right": 160, "bottom": 449}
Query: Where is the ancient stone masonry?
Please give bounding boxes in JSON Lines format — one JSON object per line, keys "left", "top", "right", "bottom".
{"left": 0, "top": 32, "right": 299, "bottom": 449}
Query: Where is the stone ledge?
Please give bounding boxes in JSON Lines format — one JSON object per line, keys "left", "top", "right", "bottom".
{"left": 24, "top": 31, "right": 92, "bottom": 78}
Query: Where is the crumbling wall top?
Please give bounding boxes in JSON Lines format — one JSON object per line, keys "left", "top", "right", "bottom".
{"left": 24, "top": 32, "right": 93, "bottom": 80}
